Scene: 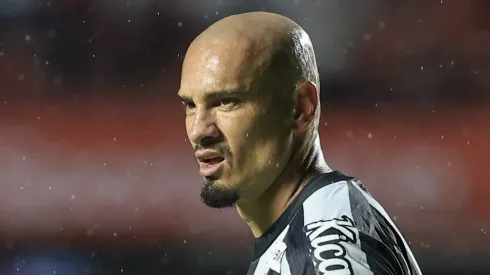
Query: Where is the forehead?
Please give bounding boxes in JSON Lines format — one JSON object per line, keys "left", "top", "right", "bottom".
{"left": 179, "top": 39, "right": 256, "bottom": 99}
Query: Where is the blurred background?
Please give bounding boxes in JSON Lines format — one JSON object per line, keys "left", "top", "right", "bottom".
{"left": 0, "top": 0, "right": 489, "bottom": 274}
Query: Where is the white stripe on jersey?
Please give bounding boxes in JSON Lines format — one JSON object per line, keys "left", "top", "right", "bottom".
{"left": 280, "top": 252, "right": 292, "bottom": 275}
{"left": 302, "top": 180, "right": 374, "bottom": 274}
{"left": 350, "top": 180, "right": 423, "bottom": 275}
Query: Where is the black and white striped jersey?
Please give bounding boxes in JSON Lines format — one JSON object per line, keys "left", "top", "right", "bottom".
{"left": 246, "top": 171, "right": 422, "bottom": 275}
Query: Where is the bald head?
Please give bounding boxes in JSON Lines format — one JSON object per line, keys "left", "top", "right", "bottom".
{"left": 179, "top": 12, "right": 322, "bottom": 208}
{"left": 182, "top": 12, "right": 320, "bottom": 128}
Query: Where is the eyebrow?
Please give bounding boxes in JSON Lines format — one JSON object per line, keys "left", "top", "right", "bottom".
{"left": 178, "top": 89, "right": 242, "bottom": 102}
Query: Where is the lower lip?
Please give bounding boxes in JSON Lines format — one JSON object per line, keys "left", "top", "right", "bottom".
{"left": 199, "top": 160, "right": 224, "bottom": 176}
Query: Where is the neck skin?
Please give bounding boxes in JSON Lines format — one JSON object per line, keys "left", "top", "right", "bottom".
{"left": 236, "top": 135, "right": 332, "bottom": 238}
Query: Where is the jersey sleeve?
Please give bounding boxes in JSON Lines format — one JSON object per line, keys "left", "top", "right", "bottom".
{"left": 296, "top": 180, "right": 417, "bottom": 275}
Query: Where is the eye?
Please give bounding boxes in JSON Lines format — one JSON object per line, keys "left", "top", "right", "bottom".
{"left": 219, "top": 98, "right": 241, "bottom": 108}
{"left": 181, "top": 100, "right": 196, "bottom": 111}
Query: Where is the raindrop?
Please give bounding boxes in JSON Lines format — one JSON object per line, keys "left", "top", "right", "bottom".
{"left": 183, "top": 240, "right": 187, "bottom": 244}
{"left": 177, "top": 21, "right": 183, "bottom": 27}
{"left": 447, "top": 162, "right": 452, "bottom": 167}
{"left": 48, "top": 186, "right": 52, "bottom": 190}
{"left": 113, "top": 137, "right": 117, "bottom": 141}
{"left": 378, "top": 21, "right": 386, "bottom": 30}
{"left": 128, "top": 19, "right": 131, "bottom": 23}
{"left": 441, "top": 135, "right": 444, "bottom": 140}
{"left": 71, "top": 194, "right": 76, "bottom": 200}
{"left": 18, "top": 74, "right": 25, "bottom": 81}
{"left": 25, "top": 35, "right": 31, "bottom": 41}
{"left": 157, "top": 11, "right": 160, "bottom": 16}
{"left": 22, "top": 156, "right": 26, "bottom": 160}
{"left": 467, "top": 141, "right": 470, "bottom": 145}
{"left": 20, "top": 186, "right": 24, "bottom": 190}
{"left": 367, "top": 133, "right": 373, "bottom": 139}
{"left": 362, "top": 33, "right": 371, "bottom": 42}
{"left": 420, "top": 66, "right": 424, "bottom": 71}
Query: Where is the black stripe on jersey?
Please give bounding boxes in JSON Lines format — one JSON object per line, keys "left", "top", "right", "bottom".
{"left": 284, "top": 207, "right": 315, "bottom": 275}
{"left": 246, "top": 260, "right": 259, "bottom": 275}
{"left": 348, "top": 180, "right": 412, "bottom": 275}
{"left": 367, "top": 204, "right": 413, "bottom": 275}
{"left": 253, "top": 171, "right": 354, "bottom": 260}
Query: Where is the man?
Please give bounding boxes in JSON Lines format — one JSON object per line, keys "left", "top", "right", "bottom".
{"left": 178, "top": 11, "right": 422, "bottom": 275}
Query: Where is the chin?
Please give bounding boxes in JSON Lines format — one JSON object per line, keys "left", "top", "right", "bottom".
{"left": 200, "top": 177, "right": 239, "bottom": 208}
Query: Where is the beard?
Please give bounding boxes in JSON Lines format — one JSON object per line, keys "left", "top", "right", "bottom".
{"left": 200, "top": 177, "right": 239, "bottom": 208}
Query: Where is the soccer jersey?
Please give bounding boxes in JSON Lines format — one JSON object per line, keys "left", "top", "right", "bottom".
{"left": 246, "top": 171, "right": 422, "bottom": 275}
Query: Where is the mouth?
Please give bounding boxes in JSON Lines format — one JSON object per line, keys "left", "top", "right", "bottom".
{"left": 196, "top": 151, "right": 225, "bottom": 177}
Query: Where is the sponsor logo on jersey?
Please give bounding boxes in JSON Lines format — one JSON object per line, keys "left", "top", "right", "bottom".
{"left": 304, "top": 215, "right": 357, "bottom": 275}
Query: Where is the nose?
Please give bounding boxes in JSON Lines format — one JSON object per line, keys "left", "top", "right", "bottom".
{"left": 187, "top": 107, "right": 220, "bottom": 146}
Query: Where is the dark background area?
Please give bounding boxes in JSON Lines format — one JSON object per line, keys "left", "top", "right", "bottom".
{"left": 0, "top": 0, "right": 489, "bottom": 274}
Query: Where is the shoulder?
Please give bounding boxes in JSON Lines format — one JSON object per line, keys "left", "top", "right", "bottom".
{"left": 299, "top": 173, "right": 395, "bottom": 247}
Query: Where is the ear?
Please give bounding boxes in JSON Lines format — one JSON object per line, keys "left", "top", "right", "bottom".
{"left": 293, "top": 81, "right": 318, "bottom": 132}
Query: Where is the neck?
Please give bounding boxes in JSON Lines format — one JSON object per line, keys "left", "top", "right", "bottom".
{"left": 236, "top": 135, "right": 331, "bottom": 238}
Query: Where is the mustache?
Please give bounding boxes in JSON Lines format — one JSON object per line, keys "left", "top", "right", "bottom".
{"left": 194, "top": 143, "right": 232, "bottom": 157}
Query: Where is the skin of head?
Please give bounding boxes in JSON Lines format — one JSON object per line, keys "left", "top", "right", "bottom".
{"left": 178, "top": 12, "right": 321, "bottom": 209}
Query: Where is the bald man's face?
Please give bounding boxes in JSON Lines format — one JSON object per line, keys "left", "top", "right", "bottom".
{"left": 178, "top": 39, "right": 294, "bottom": 208}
